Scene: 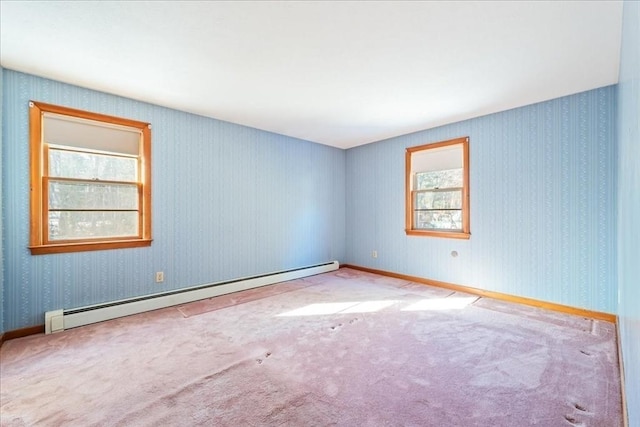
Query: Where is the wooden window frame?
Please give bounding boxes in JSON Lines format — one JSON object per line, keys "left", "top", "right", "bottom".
{"left": 29, "top": 101, "right": 152, "bottom": 255}
{"left": 405, "top": 136, "right": 470, "bottom": 239}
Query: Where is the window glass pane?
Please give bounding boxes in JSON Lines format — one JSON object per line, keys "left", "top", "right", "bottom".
{"left": 49, "top": 149, "right": 137, "bottom": 182}
{"left": 415, "top": 168, "right": 462, "bottom": 190}
{"left": 415, "top": 210, "right": 462, "bottom": 231}
{"left": 49, "top": 181, "right": 138, "bottom": 210}
{"left": 49, "top": 211, "right": 138, "bottom": 240}
{"left": 415, "top": 190, "right": 462, "bottom": 210}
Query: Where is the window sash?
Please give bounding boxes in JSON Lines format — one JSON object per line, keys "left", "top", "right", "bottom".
{"left": 413, "top": 188, "right": 462, "bottom": 208}
{"left": 47, "top": 211, "right": 140, "bottom": 242}
{"left": 43, "top": 177, "right": 143, "bottom": 243}
{"left": 48, "top": 146, "right": 138, "bottom": 182}
{"left": 414, "top": 209, "right": 463, "bottom": 231}
{"left": 43, "top": 141, "right": 143, "bottom": 243}
{"left": 47, "top": 179, "right": 141, "bottom": 211}
{"left": 413, "top": 188, "right": 463, "bottom": 231}
{"left": 413, "top": 168, "right": 463, "bottom": 191}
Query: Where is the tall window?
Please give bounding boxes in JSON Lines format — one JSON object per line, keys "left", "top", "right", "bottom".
{"left": 405, "top": 137, "right": 470, "bottom": 239}
{"left": 29, "top": 101, "right": 152, "bottom": 254}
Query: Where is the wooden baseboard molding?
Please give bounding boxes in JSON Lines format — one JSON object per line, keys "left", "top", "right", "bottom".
{"left": 0, "top": 324, "right": 45, "bottom": 348}
{"left": 342, "top": 264, "right": 617, "bottom": 323}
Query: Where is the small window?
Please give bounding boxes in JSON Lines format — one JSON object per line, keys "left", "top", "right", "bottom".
{"left": 405, "top": 137, "right": 470, "bottom": 239}
{"left": 29, "top": 101, "right": 152, "bottom": 254}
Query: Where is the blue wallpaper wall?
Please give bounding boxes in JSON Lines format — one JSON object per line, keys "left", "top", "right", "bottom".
{"left": 1, "top": 70, "right": 346, "bottom": 331}
{"left": 0, "top": 72, "right": 622, "bottom": 330}
{"left": 617, "top": 1, "right": 640, "bottom": 425}
{"left": 346, "top": 86, "right": 618, "bottom": 314}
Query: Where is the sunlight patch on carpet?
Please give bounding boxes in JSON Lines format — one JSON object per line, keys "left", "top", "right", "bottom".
{"left": 402, "top": 296, "right": 478, "bottom": 311}
{"left": 277, "top": 296, "right": 476, "bottom": 316}
{"left": 277, "top": 300, "right": 400, "bottom": 316}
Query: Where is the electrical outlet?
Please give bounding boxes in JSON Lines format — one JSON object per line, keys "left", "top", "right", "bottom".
{"left": 372, "top": 250, "right": 378, "bottom": 258}
{"left": 155, "top": 271, "right": 164, "bottom": 283}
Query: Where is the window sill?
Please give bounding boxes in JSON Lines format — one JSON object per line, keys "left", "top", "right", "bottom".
{"left": 405, "top": 229, "right": 470, "bottom": 239}
{"left": 29, "top": 239, "right": 152, "bottom": 255}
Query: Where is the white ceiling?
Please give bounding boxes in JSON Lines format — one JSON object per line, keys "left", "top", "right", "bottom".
{"left": 0, "top": 1, "right": 623, "bottom": 149}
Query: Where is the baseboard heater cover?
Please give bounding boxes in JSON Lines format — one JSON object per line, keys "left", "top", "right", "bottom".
{"left": 44, "top": 261, "right": 339, "bottom": 334}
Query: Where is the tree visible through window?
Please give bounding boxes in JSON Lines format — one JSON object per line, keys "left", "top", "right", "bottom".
{"left": 414, "top": 168, "right": 463, "bottom": 230}
{"left": 405, "top": 137, "right": 470, "bottom": 239}
{"left": 29, "top": 101, "right": 152, "bottom": 254}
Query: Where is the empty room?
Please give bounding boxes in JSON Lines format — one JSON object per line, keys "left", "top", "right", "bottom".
{"left": 1, "top": 1, "right": 638, "bottom": 426}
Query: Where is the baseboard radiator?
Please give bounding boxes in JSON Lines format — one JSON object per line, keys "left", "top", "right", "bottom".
{"left": 44, "top": 261, "right": 339, "bottom": 334}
